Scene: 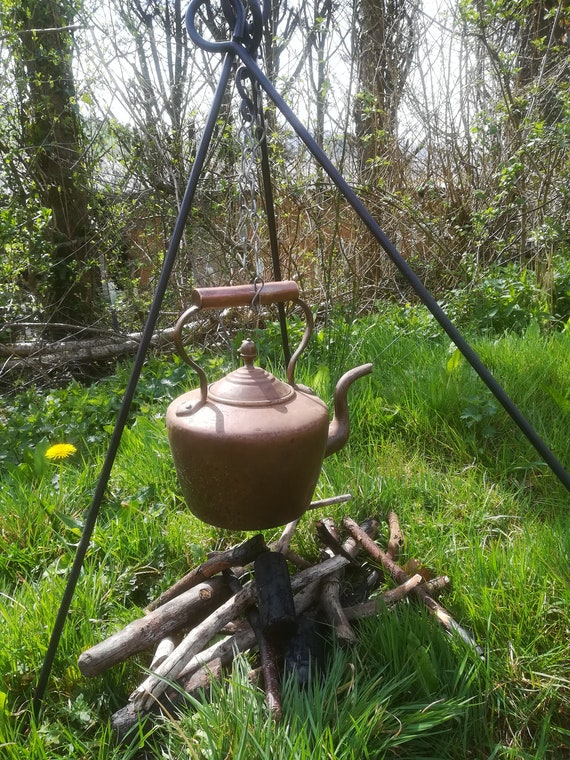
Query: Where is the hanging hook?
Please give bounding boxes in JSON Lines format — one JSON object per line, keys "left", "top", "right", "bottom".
{"left": 245, "top": 0, "right": 263, "bottom": 55}
{"left": 236, "top": 65, "right": 256, "bottom": 123}
{"left": 186, "top": 0, "right": 264, "bottom": 57}
{"left": 251, "top": 275, "right": 264, "bottom": 314}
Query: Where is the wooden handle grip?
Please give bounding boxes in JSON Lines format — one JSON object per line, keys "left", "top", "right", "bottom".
{"left": 191, "top": 281, "right": 299, "bottom": 310}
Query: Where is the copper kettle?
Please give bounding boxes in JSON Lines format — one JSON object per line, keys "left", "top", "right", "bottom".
{"left": 166, "top": 281, "right": 372, "bottom": 530}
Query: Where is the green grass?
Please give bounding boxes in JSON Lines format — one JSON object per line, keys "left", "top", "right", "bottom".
{"left": 1, "top": 309, "right": 569, "bottom": 758}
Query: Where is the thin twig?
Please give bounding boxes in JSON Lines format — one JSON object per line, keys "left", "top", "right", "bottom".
{"left": 310, "top": 494, "right": 352, "bottom": 509}
{"left": 343, "top": 573, "right": 424, "bottom": 618}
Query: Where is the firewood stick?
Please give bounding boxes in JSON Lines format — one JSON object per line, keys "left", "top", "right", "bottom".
{"left": 381, "top": 573, "right": 425, "bottom": 604}
{"left": 335, "top": 518, "right": 383, "bottom": 601}
{"left": 131, "top": 584, "right": 257, "bottom": 708}
{"left": 292, "top": 580, "right": 321, "bottom": 615}
{"left": 318, "top": 517, "right": 340, "bottom": 559}
{"left": 149, "top": 637, "right": 177, "bottom": 670}
{"left": 177, "top": 627, "right": 256, "bottom": 681}
{"left": 309, "top": 493, "right": 352, "bottom": 509}
{"left": 342, "top": 517, "right": 482, "bottom": 654}
{"left": 316, "top": 519, "right": 360, "bottom": 566}
{"left": 321, "top": 576, "right": 357, "bottom": 645}
{"left": 315, "top": 516, "right": 380, "bottom": 645}
{"left": 386, "top": 511, "right": 404, "bottom": 560}
{"left": 282, "top": 548, "right": 312, "bottom": 570}
{"left": 342, "top": 517, "right": 379, "bottom": 557}
{"left": 254, "top": 552, "right": 296, "bottom": 638}
{"left": 132, "top": 553, "right": 350, "bottom": 709}
{"left": 343, "top": 574, "right": 424, "bottom": 619}
{"left": 290, "top": 553, "right": 348, "bottom": 588}
{"left": 318, "top": 519, "right": 357, "bottom": 646}
{"left": 220, "top": 618, "right": 250, "bottom": 634}
{"left": 78, "top": 577, "right": 231, "bottom": 677}
{"left": 179, "top": 657, "right": 223, "bottom": 694}
{"left": 111, "top": 659, "right": 224, "bottom": 743}
{"left": 145, "top": 534, "right": 267, "bottom": 612}
{"left": 425, "top": 575, "right": 451, "bottom": 595}
{"left": 251, "top": 614, "right": 282, "bottom": 721}
{"left": 270, "top": 518, "right": 300, "bottom": 554}
{"left": 270, "top": 495, "right": 352, "bottom": 555}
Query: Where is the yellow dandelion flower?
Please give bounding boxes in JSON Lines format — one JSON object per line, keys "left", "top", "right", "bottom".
{"left": 45, "top": 443, "right": 77, "bottom": 461}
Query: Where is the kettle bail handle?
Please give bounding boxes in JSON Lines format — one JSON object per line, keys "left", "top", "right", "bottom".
{"left": 173, "top": 305, "right": 209, "bottom": 404}
{"left": 285, "top": 298, "right": 314, "bottom": 386}
{"left": 173, "top": 281, "right": 314, "bottom": 394}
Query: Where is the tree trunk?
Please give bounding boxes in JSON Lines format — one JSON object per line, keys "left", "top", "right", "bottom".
{"left": 12, "top": 1, "right": 100, "bottom": 330}
{"left": 354, "top": 0, "right": 415, "bottom": 175}
{"left": 353, "top": 0, "right": 417, "bottom": 290}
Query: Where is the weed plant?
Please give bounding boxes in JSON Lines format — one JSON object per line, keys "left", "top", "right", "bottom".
{"left": 0, "top": 300, "right": 569, "bottom": 758}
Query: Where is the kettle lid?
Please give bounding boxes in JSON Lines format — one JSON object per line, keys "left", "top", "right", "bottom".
{"left": 208, "top": 339, "right": 295, "bottom": 407}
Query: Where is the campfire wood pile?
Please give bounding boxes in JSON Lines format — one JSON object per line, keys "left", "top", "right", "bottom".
{"left": 77, "top": 496, "right": 479, "bottom": 741}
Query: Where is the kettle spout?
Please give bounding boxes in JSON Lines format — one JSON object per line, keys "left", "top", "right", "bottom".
{"left": 325, "top": 363, "right": 373, "bottom": 457}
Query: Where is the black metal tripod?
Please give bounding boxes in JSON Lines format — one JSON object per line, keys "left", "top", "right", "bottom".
{"left": 33, "top": 0, "right": 570, "bottom": 718}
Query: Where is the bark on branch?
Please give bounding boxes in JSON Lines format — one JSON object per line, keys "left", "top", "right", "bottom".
{"left": 78, "top": 577, "right": 231, "bottom": 677}
{"left": 131, "top": 554, "right": 350, "bottom": 710}
{"left": 342, "top": 517, "right": 482, "bottom": 654}
{"left": 0, "top": 327, "right": 178, "bottom": 366}
{"left": 145, "top": 534, "right": 267, "bottom": 612}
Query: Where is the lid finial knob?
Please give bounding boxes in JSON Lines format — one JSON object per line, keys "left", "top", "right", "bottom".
{"left": 239, "top": 338, "right": 257, "bottom": 367}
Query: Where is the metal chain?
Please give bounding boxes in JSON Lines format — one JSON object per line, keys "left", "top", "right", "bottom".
{"left": 235, "top": 67, "right": 265, "bottom": 286}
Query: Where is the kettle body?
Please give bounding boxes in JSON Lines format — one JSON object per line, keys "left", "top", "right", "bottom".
{"left": 166, "top": 373, "right": 330, "bottom": 529}
{"left": 166, "top": 282, "right": 372, "bottom": 530}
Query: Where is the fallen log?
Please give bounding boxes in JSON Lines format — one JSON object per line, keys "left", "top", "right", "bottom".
{"left": 0, "top": 328, "right": 177, "bottom": 367}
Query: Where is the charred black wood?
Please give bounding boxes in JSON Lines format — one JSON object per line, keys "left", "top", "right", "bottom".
{"left": 315, "top": 520, "right": 359, "bottom": 566}
{"left": 282, "top": 614, "right": 327, "bottom": 688}
{"left": 254, "top": 551, "right": 296, "bottom": 640}
{"left": 341, "top": 567, "right": 383, "bottom": 607}
{"left": 224, "top": 570, "right": 283, "bottom": 720}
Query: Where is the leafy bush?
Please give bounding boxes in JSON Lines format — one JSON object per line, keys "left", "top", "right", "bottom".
{"left": 0, "top": 198, "right": 52, "bottom": 329}
{"left": 443, "top": 263, "right": 550, "bottom": 333}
